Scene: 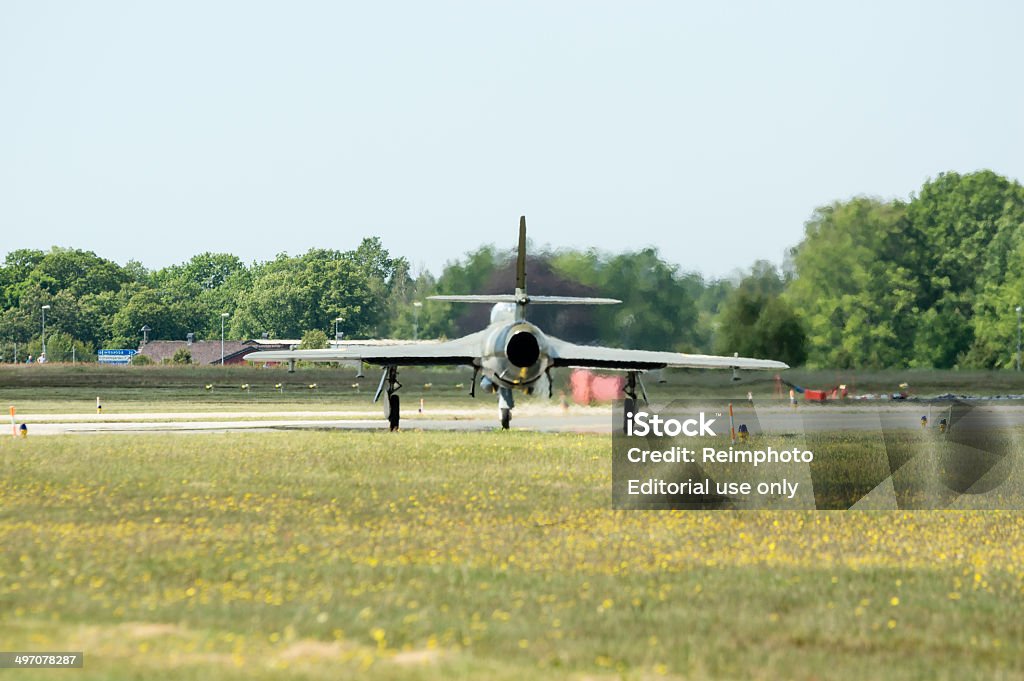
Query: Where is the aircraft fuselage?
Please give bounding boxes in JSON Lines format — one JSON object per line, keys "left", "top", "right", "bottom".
{"left": 477, "top": 320, "right": 552, "bottom": 392}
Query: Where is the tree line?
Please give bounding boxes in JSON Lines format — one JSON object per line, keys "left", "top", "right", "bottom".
{"left": 1, "top": 170, "right": 1022, "bottom": 368}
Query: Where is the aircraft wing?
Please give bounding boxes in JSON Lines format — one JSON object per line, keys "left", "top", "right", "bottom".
{"left": 245, "top": 333, "right": 485, "bottom": 367}
{"left": 546, "top": 337, "right": 789, "bottom": 371}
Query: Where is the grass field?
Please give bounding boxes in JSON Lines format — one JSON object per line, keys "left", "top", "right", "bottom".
{"left": 2, "top": 431, "right": 1022, "bottom": 680}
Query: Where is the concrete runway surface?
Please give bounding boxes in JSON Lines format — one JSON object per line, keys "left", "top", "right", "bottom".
{"left": 10, "top": 403, "right": 1024, "bottom": 436}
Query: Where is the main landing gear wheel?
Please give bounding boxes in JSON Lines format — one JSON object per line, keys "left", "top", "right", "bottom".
{"left": 623, "top": 371, "right": 646, "bottom": 434}
{"left": 388, "top": 394, "right": 401, "bottom": 432}
{"left": 623, "top": 397, "right": 637, "bottom": 433}
{"left": 376, "top": 365, "right": 403, "bottom": 431}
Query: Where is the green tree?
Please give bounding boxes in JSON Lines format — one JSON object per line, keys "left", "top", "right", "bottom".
{"left": 299, "top": 329, "right": 328, "bottom": 350}
{"left": 108, "top": 284, "right": 209, "bottom": 345}
{"left": 22, "top": 247, "right": 130, "bottom": 299}
{"left": 22, "top": 332, "right": 95, "bottom": 363}
{"left": 787, "top": 198, "right": 917, "bottom": 368}
{"left": 232, "top": 240, "right": 406, "bottom": 340}
{"left": 594, "top": 248, "right": 701, "bottom": 351}
{"left": 172, "top": 348, "right": 192, "bottom": 365}
{"left": 716, "top": 263, "right": 807, "bottom": 366}
{"left": 908, "top": 171, "right": 1024, "bottom": 367}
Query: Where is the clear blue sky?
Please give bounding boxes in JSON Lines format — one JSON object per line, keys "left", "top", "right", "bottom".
{"left": 2, "top": 1, "right": 1022, "bottom": 280}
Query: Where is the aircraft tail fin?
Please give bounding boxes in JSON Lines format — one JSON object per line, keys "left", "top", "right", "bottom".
{"left": 425, "top": 216, "right": 622, "bottom": 317}
{"left": 516, "top": 215, "right": 527, "bottom": 295}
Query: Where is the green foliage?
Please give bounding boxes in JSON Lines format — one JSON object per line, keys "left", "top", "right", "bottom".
{"left": 108, "top": 284, "right": 209, "bottom": 345}
{"left": 787, "top": 197, "right": 915, "bottom": 368}
{"left": 172, "top": 348, "right": 192, "bottom": 365}
{"left": 230, "top": 239, "right": 407, "bottom": 340}
{"left": 298, "top": 329, "right": 329, "bottom": 350}
{"left": 3, "top": 170, "right": 1024, "bottom": 369}
{"left": 21, "top": 332, "right": 95, "bottom": 363}
{"left": 787, "top": 172, "right": 1024, "bottom": 368}
{"left": 716, "top": 263, "right": 807, "bottom": 366}
{"left": 429, "top": 244, "right": 707, "bottom": 351}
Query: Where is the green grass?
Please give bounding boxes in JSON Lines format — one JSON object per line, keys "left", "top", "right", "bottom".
{"left": 0, "top": 364, "right": 481, "bottom": 414}
{"left": 1, "top": 431, "right": 1022, "bottom": 679}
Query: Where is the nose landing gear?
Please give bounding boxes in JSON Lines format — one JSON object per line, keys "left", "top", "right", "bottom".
{"left": 498, "top": 386, "right": 515, "bottom": 430}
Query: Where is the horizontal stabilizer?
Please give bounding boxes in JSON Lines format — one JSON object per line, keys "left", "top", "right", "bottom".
{"left": 528, "top": 296, "right": 621, "bottom": 305}
{"left": 428, "top": 295, "right": 518, "bottom": 304}
{"left": 428, "top": 294, "right": 620, "bottom": 305}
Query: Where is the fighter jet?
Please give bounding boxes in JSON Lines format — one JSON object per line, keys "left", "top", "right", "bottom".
{"left": 246, "top": 217, "right": 788, "bottom": 430}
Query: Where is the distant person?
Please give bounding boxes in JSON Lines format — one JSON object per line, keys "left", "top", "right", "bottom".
{"left": 26, "top": 354, "right": 33, "bottom": 364}
{"left": 37, "top": 354, "right": 47, "bottom": 364}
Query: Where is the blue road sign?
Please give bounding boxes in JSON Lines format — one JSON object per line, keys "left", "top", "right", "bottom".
{"left": 98, "top": 349, "right": 138, "bottom": 365}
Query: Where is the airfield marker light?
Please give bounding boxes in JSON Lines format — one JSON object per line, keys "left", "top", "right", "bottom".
{"left": 920, "top": 415, "right": 928, "bottom": 428}
{"left": 9, "top": 406, "right": 15, "bottom": 438}
{"left": 419, "top": 398, "right": 424, "bottom": 414}
{"left": 19, "top": 423, "right": 27, "bottom": 438}
{"left": 96, "top": 397, "right": 102, "bottom": 415}
{"left": 729, "top": 403, "right": 736, "bottom": 444}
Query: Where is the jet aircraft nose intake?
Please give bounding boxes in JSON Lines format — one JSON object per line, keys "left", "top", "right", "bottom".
{"left": 506, "top": 330, "right": 541, "bottom": 368}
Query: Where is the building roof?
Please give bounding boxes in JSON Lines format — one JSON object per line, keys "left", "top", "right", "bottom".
{"left": 137, "top": 340, "right": 255, "bottom": 365}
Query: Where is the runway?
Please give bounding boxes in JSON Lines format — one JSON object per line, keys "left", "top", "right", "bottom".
{"left": 11, "top": 403, "right": 1024, "bottom": 436}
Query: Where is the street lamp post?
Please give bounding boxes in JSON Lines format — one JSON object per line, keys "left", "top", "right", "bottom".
{"left": 1016, "top": 306, "right": 1022, "bottom": 371}
{"left": 220, "top": 313, "right": 230, "bottom": 365}
{"left": 41, "top": 305, "right": 51, "bottom": 360}
{"left": 413, "top": 301, "right": 422, "bottom": 340}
